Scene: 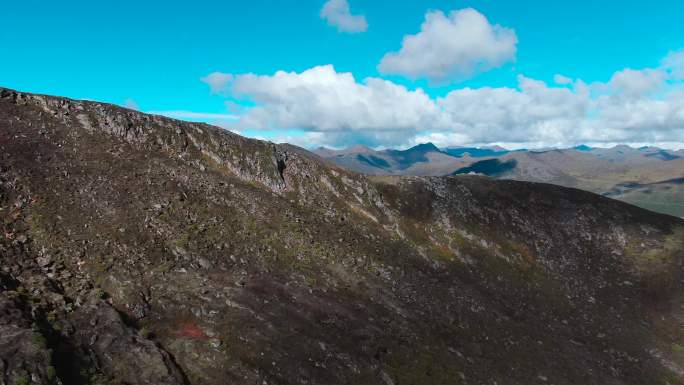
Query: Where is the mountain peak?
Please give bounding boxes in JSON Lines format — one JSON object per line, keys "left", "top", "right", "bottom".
{"left": 408, "top": 142, "right": 440, "bottom": 152}
{"left": 346, "top": 144, "right": 374, "bottom": 152}
{"left": 573, "top": 144, "right": 593, "bottom": 151}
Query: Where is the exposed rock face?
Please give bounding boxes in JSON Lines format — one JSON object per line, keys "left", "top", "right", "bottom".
{"left": 1, "top": 87, "right": 684, "bottom": 385}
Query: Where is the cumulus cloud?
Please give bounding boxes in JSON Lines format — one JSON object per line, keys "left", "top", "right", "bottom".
{"left": 202, "top": 55, "right": 684, "bottom": 149}
{"left": 608, "top": 68, "right": 666, "bottom": 97}
{"left": 223, "top": 65, "right": 441, "bottom": 147}
{"left": 662, "top": 50, "right": 684, "bottom": 80}
{"left": 201, "top": 72, "right": 234, "bottom": 94}
{"left": 436, "top": 76, "right": 591, "bottom": 145}
{"left": 378, "top": 8, "right": 517, "bottom": 83}
{"left": 320, "top": 0, "right": 367, "bottom": 33}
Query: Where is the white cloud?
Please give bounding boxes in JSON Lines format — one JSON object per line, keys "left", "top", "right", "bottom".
{"left": 203, "top": 54, "right": 684, "bottom": 149}
{"left": 378, "top": 8, "right": 517, "bottom": 83}
{"left": 553, "top": 74, "right": 573, "bottom": 85}
{"left": 436, "top": 75, "right": 590, "bottom": 144}
{"left": 201, "top": 72, "right": 234, "bottom": 94}
{"left": 320, "top": 0, "right": 367, "bottom": 33}
{"left": 662, "top": 50, "right": 684, "bottom": 80}
{"left": 608, "top": 68, "right": 666, "bottom": 97}
{"left": 224, "top": 65, "right": 441, "bottom": 147}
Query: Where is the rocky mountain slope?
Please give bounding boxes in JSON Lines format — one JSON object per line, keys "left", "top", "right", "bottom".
{"left": 603, "top": 178, "right": 684, "bottom": 219}
{"left": 2, "top": 87, "right": 684, "bottom": 385}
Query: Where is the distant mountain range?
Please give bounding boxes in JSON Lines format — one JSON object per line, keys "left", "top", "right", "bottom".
{"left": 315, "top": 143, "right": 684, "bottom": 217}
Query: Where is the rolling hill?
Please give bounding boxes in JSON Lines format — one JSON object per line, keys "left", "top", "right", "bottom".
{"left": 318, "top": 144, "right": 684, "bottom": 217}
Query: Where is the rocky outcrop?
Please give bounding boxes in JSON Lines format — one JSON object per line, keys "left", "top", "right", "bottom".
{"left": 69, "top": 302, "right": 187, "bottom": 385}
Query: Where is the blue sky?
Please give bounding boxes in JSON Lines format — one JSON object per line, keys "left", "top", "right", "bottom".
{"left": 3, "top": 0, "right": 684, "bottom": 149}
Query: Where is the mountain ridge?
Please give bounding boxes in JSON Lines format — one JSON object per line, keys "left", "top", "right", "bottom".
{"left": 316, "top": 141, "right": 684, "bottom": 217}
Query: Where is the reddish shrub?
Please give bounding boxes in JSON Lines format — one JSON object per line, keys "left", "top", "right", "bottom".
{"left": 175, "top": 320, "right": 207, "bottom": 339}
